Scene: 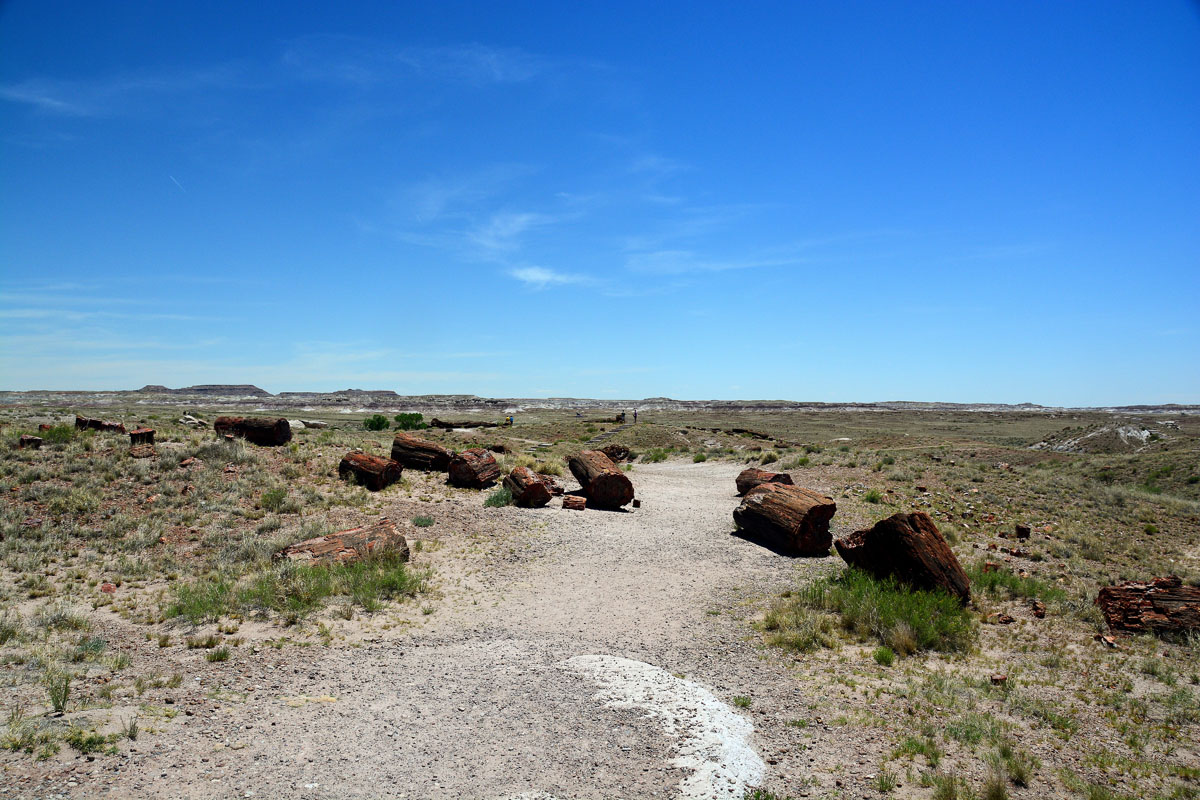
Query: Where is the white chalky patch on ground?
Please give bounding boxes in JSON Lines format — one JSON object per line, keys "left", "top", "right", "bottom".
{"left": 561, "top": 654, "right": 765, "bottom": 800}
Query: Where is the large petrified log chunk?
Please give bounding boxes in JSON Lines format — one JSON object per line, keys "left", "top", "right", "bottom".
{"left": 733, "top": 482, "right": 835, "bottom": 556}
{"left": 562, "top": 495, "right": 586, "bottom": 510}
{"left": 274, "top": 518, "right": 409, "bottom": 565}
{"left": 599, "top": 444, "right": 631, "bottom": 462}
{"left": 213, "top": 416, "right": 292, "bottom": 446}
{"left": 19, "top": 435, "right": 43, "bottom": 450}
{"left": 568, "top": 450, "right": 635, "bottom": 510}
{"left": 390, "top": 432, "right": 453, "bottom": 471}
{"left": 735, "top": 467, "right": 794, "bottom": 496}
{"left": 503, "top": 466, "right": 552, "bottom": 508}
{"left": 538, "top": 474, "right": 565, "bottom": 495}
{"left": 129, "top": 428, "right": 155, "bottom": 446}
{"left": 429, "top": 418, "right": 499, "bottom": 429}
{"left": 1096, "top": 576, "right": 1200, "bottom": 637}
{"left": 834, "top": 511, "right": 970, "bottom": 603}
{"left": 75, "top": 415, "right": 126, "bottom": 434}
{"left": 338, "top": 452, "right": 402, "bottom": 491}
{"left": 448, "top": 448, "right": 500, "bottom": 488}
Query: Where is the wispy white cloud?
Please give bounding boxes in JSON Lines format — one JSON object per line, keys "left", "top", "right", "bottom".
{"left": 0, "top": 66, "right": 245, "bottom": 117}
{"left": 469, "top": 211, "right": 557, "bottom": 252}
{"left": 508, "top": 266, "right": 589, "bottom": 288}
{"left": 624, "top": 249, "right": 799, "bottom": 275}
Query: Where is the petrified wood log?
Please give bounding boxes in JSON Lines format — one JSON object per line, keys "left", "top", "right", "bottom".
{"left": 213, "top": 416, "right": 292, "bottom": 446}
{"left": 1096, "top": 576, "right": 1200, "bottom": 637}
{"left": 390, "top": 432, "right": 453, "bottom": 471}
{"left": 538, "top": 474, "right": 565, "bottom": 495}
{"left": 599, "top": 444, "right": 631, "bottom": 462}
{"left": 733, "top": 482, "right": 835, "bottom": 556}
{"left": 735, "top": 467, "right": 794, "bottom": 496}
{"left": 129, "top": 444, "right": 156, "bottom": 459}
{"left": 129, "top": 428, "right": 155, "bottom": 446}
{"left": 834, "top": 511, "right": 970, "bottom": 603}
{"left": 568, "top": 450, "right": 634, "bottom": 510}
{"left": 38, "top": 424, "right": 52, "bottom": 432}
{"left": 18, "top": 435, "right": 43, "bottom": 449}
{"left": 448, "top": 448, "right": 500, "bottom": 488}
{"left": 562, "top": 495, "right": 586, "bottom": 511}
{"left": 338, "top": 452, "right": 402, "bottom": 491}
{"left": 274, "top": 518, "right": 409, "bottom": 565}
{"left": 429, "top": 418, "right": 499, "bottom": 429}
{"left": 75, "top": 415, "right": 126, "bottom": 434}
{"left": 503, "top": 466, "right": 552, "bottom": 508}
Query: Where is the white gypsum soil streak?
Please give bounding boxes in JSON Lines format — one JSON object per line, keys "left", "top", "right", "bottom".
{"left": 102, "top": 461, "right": 805, "bottom": 800}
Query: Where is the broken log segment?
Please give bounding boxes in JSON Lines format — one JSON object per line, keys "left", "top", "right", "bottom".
{"left": 732, "top": 482, "right": 836, "bottom": 556}
{"left": 503, "top": 466, "right": 553, "bottom": 508}
{"left": 735, "top": 467, "right": 794, "bottom": 496}
{"left": 274, "top": 518, "right": 409, "bottom": 565}
{"left": 129, "top": 428, "right": 155, "bottom": 446}
{"left": 562, "top": 495, "right": 586, "bottom": 511}
{"left": 834, "top": 511, "right": 970, "bottom": 604}
{"left": 429, "top": 418, "right": 499, "bottom": 429}
{"left": 448, "top": 448, "right": 501, "bottom": 489}
{"left": 1096, "top": 576, "right": 1200, "bottom": 637}
{"left": 599, "top": 444, "right": 631, "bottom": 462}
{"left": 18, "top": 435, "right": 43, "bottom": 450}
{"left": 75, "top": 415, "right": 126, "bottom": 434}
{"left": 338, "top": 452, "right": 403, "bottom": 491}
{"left": 130, "top": 444, "right": 156, "bottom": 459}
{"left": 213, "top": 416, "right": 292, "bottom": 446}
{"left": 568, "top": 450, "right": 635, "bottom": 510}
{"left": 390, "top": 432, "right": 453, "bottom": 471}
{"left": 537, "top": 474, "right": 565, "bottom": 495}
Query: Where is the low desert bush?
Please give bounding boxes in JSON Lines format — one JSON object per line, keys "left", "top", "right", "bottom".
{"left": 393, "top": 413, "right": 427, "bottom": 430}
{"left": 362, "top": 414, "right": 389, "bottom": 431}
{"left": 484, "top": 486, "right": 512, "bottom": 507}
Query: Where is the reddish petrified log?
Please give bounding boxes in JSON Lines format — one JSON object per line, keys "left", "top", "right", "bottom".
{"left": 129, "top": 444, "right": 156, "bottom": 459}
{"left": 429, "top": 418, "right": 499, "bottom": 430}
{"left": 735, "top": 467, "right": 794, "bottom": 496}
{"left": 834, "top": 511, "right": 971, "bottom": 604}
{"left": 390, "top": 432, "right": 453, "bottom": 471}
{"left": 38, "top": 424, "right": 52, "bottom": 432}
{"left": 562, "top": 495, "right": 586, "bottom": 511}
{"left": 599, "top": 444, "right": 631, "bottom": 462}
{"left": 448, "top": 448, "right": 500, "bottom": 489}
{"left": 129, "top": 428, "right": 155, "bottom": 446}
{"left": 1096, "top": 576, "right": 1200, "bottom": 637}
{"left": 75, "top": 415, "right": 126, "bottom": 434}
{"left": 18, "top": 435, "right": 43, "bottom": 450}
{"left": 537, "top": 474, "right": 565, "bottom": 495}
{"left": 213, "top": 416, "right": 292, "bottom": 446}
{"left": 568, "top": 450, "right": 634, "bottom": 510}
{"left": 503, "top": 466, "right": 552, "bottom": 508}
{"left": 274, "top": 518, "right": 409, "bottom": 565}
{"left": 338, "top": 452, "right": 402, "bottom": 491}
{"left": 732, "top": 482, "right": 835, "bottom": 556}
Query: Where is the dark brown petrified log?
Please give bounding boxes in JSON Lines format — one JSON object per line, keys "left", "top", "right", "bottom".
{"left": 1096, "top": 576, "right": 1200, "bottom": 637}
{"left": 129, "top": 428, "right": 155, "bottom": 446}
{"left": 18, "top": 435, "right": 43, "bottom": 450}
{"left": 390, "top": 432, "right": 453, "bottom": 471}
{"left": 733, "top": 482, "right": 836, "bottom": 556}
{"left": 567, "top": 450, "right": 635, "bottom": 510}
{"left": 735, "top": 467, "right": 794, "bottom": 496}
{"left": 562, "top": 495, "right": 586, "bottom": 511}
{"left": 503, "top": 466, "right": 553, "bottom": 508}
{"left": 338, "top": 452, "right": 403, "bottom": 491}
{"left": 834, "top": 511, "right": 970, "bottom": 603}
{"left": 75, "top": 415, "right": 126, "bottom": 434}
{"left": 213, "top": 416, "right": 292, "bottom": 446}
{"left": 274, "top": 518, "right": 409, "bottom": 565}
{"left": 429, "top": 418, "right": 499, "bottom": 429}
{"left": 448, "top": 448, "right": 500, "bottom": 488}
{"left": 599, "top": 444, "right": 631, "bottom": 462}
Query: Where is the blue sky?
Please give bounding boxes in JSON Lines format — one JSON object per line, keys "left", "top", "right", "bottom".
{"left": 2, "top": 1, "right": 1197, "bottom": 404}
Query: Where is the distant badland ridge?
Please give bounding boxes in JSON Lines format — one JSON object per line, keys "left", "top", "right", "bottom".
{"left": 0, "top": 385, "right": 1194, "bottom": 414}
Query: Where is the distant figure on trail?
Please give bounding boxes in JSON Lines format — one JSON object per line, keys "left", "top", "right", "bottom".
{"left": 633, "top": 410, "right": 638, "bottom": 423}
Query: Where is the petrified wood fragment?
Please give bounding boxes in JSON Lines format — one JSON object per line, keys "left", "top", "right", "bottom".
{"left": 1096, "top": 576, "right": 1200, "bottom": 637}
{"left": 735, "top": 467, "right": 794, "bottom": 496}
{"left": 503, "top": 466, "right": 553, "bottom": 508}
{"left": 338, "top": 452, "right": 402, "bottom": 491}
{"left": 834, "top": 511, "right": 970, "bottom": 603}
{"left": 274, "top": 518, "right": 409, "bottom": 565}
{"left": 568, "top": 450, "right": 634, "bottom": 510}
{"left": 448, "top": 448, "right": 500, "bottom": 489}
{"left": 213, "top": 417, "right": 292, "bottom": 446}
{"left": 390, "top": 432, "right": 453, "bottom": 471}
{"left": 733, "top": 482, "right": 835, "bottom": 556}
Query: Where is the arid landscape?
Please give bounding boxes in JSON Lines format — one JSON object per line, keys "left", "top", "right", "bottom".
{"left": 1, "top": 391, "right": 1197, "bottom": 800}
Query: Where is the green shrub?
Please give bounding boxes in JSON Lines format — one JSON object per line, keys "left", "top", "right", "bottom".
{"left": 484, "top": 487, "right": 512, "bottom": 507}
{"left": 967, "top": 562, "right": 1066, "bottom": 603}
{"left": 642, "top": 448, "right": 670, "bottom": 463}
{"left": 363, "top": 414, "right": 389, "bottom": 431}
{"left": 206, "top": 646, "right": 230, "bottom": 662}
{"left": 260, "top": 488, "right": 288, "bottom": 513}
{"left": 693, "top": 453, "right": 708, "bottom": 463}
{"left": 801, "top": 568, "right": 975, "bottom": 655}
{"left": 760, "top": 451, "right": 779, "bottom": 465}
{"left": 863, "top": 489, "right": 883, "bottom": 503}
{"left": 44, "top": 669, "right": 71, "bottom": 713}
{"left": 873, "top": 646, "right": 895, "bottom": 666}
{"left": 412, "top": 515, "right": 434, "bottom": 528}
{"left": 393, "top": 413, "right": 426, "bottom": 430}
{"left": 42, "top": 424, "right": 74, "bottom": 444}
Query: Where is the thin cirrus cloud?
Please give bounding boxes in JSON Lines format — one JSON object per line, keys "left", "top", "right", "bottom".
{"left": 508, "top": 266, "right": 589, "bottom": 288}
{"left": 0, "top": 66, "right": 245, "bottom": 117}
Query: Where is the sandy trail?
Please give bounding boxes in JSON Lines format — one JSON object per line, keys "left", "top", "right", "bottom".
{"left": 101, "top": 462, "right": 824, "bottom": 799}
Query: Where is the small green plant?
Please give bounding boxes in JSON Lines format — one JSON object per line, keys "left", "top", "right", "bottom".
{"left": 874, "top": 767, "right": 898, "bottom": 793}
{"left": 873, "top": 646, "right": 895, "bottom": 666}
{"left": 484, "top": 486, "right": 513, "bottom": 507}
{"left": 412, "top": 515, "right": 434, "bottom": 528}
{"left": 894, "top": 734, "right": 941, "bottom": 767}
{"left": 44, "top": 669, "right": 71, "bottom": 714}
{"left": 206, "top": 646, "right": 230, "bottom": 662}
{"left": 863, "top": 489, "right": 883, "bottom": 504}
{"left": 732, "top": 695, "right": 752, "bottom": 709}
{"left": 642, "top": 448, "right": 670, "bottom": 463}
{"left": 41, "top": 424, "right": 75, "bottom": 444}
{"left": 64, "top": 726, "right": 111, "bottom": 754}
{"left": 363, "top": 414, "right": 389, "bottom": 431}
{"left": 1144, "top": 522, "right": 1159, "bottom": 534}
{"left": 693, "top": 452, "right": 708, "bottom": 463}
{"left": 121, "top": 715, "right": 139, "bottom": 741}
{"left": 261, "top": 488, "right": 288, "bottom": 513}
{"left": 393, "top": 413, "right": 427, "bottom": 430}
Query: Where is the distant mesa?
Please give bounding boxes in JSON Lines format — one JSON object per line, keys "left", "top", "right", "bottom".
{"left": 137, "top": 384, "right": 271, "bottom": 397}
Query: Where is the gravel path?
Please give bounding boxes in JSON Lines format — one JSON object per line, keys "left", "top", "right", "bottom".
{"left": 87, "top": 462, "right": 830, "bottom": 799}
